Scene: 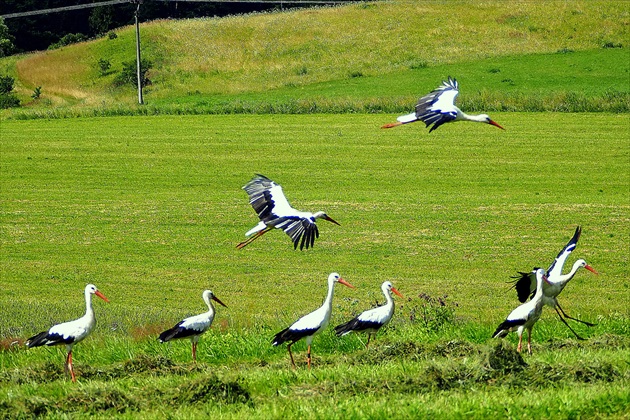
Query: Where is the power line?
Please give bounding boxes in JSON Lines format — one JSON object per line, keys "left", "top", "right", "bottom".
{"left": 1, "top": 1, "right": 129, "bottom": 19}
{"left": 1, "top": 0, "right": 351, "bottom": 19}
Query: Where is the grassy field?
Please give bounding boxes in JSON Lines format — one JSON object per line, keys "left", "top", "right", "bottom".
{"left": 0, "top": 0, "right": 628, "bottom": 417}
{"left": 1, "top": 113, "right": 628, "bottom": 417}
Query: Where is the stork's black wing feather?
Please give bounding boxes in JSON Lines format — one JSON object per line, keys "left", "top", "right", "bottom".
{"left": 415, "top": 76, "right": 459, "bottom": 132}
{"left": 547, "top": 226, "right": 581, "bottom": 277}
{"left": 242, "top": 174, "right": 281, "bottom": 223}
{"left": 509, "top": 271, "right": 537, "bottom": 303}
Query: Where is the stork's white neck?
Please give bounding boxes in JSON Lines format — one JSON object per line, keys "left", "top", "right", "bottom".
{"left": 533, "top": 271, "right": 546, "bottom": 300}
{"left": 458, "top": 111, "right": 487, "bottom": 123}
{"left": 84, "top": 289, "right": 94, "bottom": 316}
{"left": 323, "top": 278, "right": 337, "bottom": 309}
{"left": 203, "top": 294, "right": 216, "bottom": 317}
{"left": 557, "top": 260, "right": 586, "bottom": 283}
{"left": 382, "top": 285, "right": 394, "bottom": 309}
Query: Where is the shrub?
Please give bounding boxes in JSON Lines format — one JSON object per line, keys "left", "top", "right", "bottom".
{"left": 0, "top": 75, "right": 19, "bottom": 108}
{"left": 407, "top": 293, "right": 458, "bottom": 333}
{"left": 49, "top": 33, "right": 87, "bottom": 50}
{"left": 31, "top": 86, "right": 42, "bottom": 100}
{"left": 0, "top": 75, "right": 14, "bottom": 94}
{"left": 114, "top": 58, "right": 152, "bottom": 88}
{"left": 97, "top": 58, "right": 112, "bottom": 76}
{"left": 0, "top": 93, "right": 20, "bottom": 109}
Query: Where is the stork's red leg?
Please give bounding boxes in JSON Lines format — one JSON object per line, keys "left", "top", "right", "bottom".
{"left": 517, "top": 333, "right": 523, "bottom": 353}
{"left": 366, "top": 334, "right": 372, "bottom": 349}
{"left": 236, "top": 227, "right": 273, "bottom": 249}
{"left": 192, "top": 342, "right": 197, "bottom": 362}
{"left": 307, "top": 345, "right": 312, "bottom": 370}
{"left": 287, "top": 342, "right": 296, "bottom": 368}
{"left": 67, "top": 351, "right": 76, "bottom": 382}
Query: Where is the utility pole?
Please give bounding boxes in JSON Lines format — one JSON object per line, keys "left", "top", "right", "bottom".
{"left": 133, "top": 0, "right": 143, "bottom": 104}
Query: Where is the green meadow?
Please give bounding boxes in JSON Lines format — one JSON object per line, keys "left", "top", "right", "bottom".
{"left": 1, "top": 113, "right": 628, "bottom": 418}
{"left": 1, "top": 0, "right": 629, "bottom": 418}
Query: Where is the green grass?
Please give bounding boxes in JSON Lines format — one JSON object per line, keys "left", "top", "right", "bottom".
{"left": 1, "top": 113, "right": 628, "bottom": 417}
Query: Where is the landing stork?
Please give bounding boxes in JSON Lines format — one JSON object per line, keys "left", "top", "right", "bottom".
{"left": 334, "top": 281, "right": 403, "bottom": 348}
{"left": 493, "top": 269, "right": 547, "bottom": 354}
{"left": 272, "top": 272, "right": 354, "bottom": 368}
{"left": 381, "top": 76, "right": 505, "bottom": 132}
{"left": 26, "top": 284, "right": 109, "bottom": 382}
{"left": 511, "top": 226, "right": 599, "bottom": 340}
{"left": 158, "top": 290, "right": 227, "bottom": 361}
{"left": 237, "top": 174, "right": 340, "bottom": 250}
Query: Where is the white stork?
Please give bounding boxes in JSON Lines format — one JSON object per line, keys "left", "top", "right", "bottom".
{"left": 493, "top": 268, "right": 547, "bottom": 354}
{"left": 237, "top": 174, "right": 340, "bottom": 250}
{"left": 26, "top": 283, "right": 109, "bottom": 382}
{"left": 158, "top": 290, "right": 227, "bottom": 361}
{"left": 334, "top": 281, "right": 403, "bottom": 348}
{"left": 381, "top": 76, "right": 505, "bottom": 132}
{"left": 272, "top": 272, "right": 354, "bottom": 368}
{"left": 511, "top": 226, "right": 599, "bottom": 340}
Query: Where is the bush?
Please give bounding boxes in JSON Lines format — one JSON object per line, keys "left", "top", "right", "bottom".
{"left": 31, "top": 86, "right": 42, "bottom": 100}
{"left": 49, "top": 33, "right": 87, "bottom": 50}
{"left": 0, "top": 75, "right": 14, "bottom": 94}
{"left": 97, "top": 58, "right": 112, "bottom": 76}
{"left": 114, "top": 58, "right": 152, "bottom": 88}
{"left": 407, "top": 293, "right": 458, "bottom": 333}
{"left": 0, "top": 93, "right": 20, "bottom": 109}
{"left": 0, "top": 75, "right": 19, "bottom": 108}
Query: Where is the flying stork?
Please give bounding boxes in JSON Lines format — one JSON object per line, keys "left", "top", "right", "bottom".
{"left": 510, "top": 226, "right": 599, "bottom": 340}
{"left": 237, "top": 174, "right": 340, "bottom": 250}
{"left": 334, "top": 281, "right": 403, "bottom": 348}
{"left": 158, "top": 290, "right": 227, "bottom": 361}
{"left": 493, "top": 268, "right": 547, "bottom": 354}
{"left": 26, "top": 284, "right": 110, "bottom": 382}
{"left": 381, "top": 76, "right": 505, "bottom": 132}
{"left": 272, "top": 272, "right": 354, "bottom": 368}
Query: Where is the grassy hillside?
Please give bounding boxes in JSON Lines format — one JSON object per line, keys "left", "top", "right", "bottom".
{"left": 1, "top": 0, "right": 627, "bottom": 116}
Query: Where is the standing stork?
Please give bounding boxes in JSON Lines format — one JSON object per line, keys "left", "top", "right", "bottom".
{"left": 158, "top": 290, "right": 227, "bottom": 361}
{"left": 334, "top": 281, "right": 403, "bottom": 348}
{"left": 26, "top": 284, "right": 109, "bottom": 382}
{"left": 511, "top": 226, "right": 599, "bottom": 340}
{"left": 237, "top": 174, "right": 341, "bottom": 250}
{"left": 493, "top": 269, "right": 547, "bottom": 354}
{"left": 272, "top": 272, "right": 354, "bottom": 368}
{"left": 381, "top": 76, "right": 505, "bottom": 132}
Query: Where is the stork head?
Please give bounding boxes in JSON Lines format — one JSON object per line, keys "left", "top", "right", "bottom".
{"left": 203, "top": 290, "right": 228, "bottom": 308}
{"left": 86, "top": 283, "right": 109, "bottom": 302}
{"left": 328, "top": 272, "right": 355, "bottom": 289}
{"left": 314, "top": 211, "right": 340, "bottom": 226}
{"left": 480, "top": 114, "right": 505, "bottom": 130}
{"left": 383, "top": 281, "right": 404, "bottom": 298}
{"left": 577, "top": 259, "right": 599, "bottom": 275}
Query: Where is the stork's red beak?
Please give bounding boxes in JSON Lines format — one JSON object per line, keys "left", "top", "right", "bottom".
{"left": 585, "top": 265, "right": 599, "bottom": 275}
{"left": 324, "top": 215, "right": 341, "bottom": 226}
{"left": 95, "top": 290, "right": 110, "bottom": 303}
{"left": 489, "top": 120, "right": 505, "bottom": 130}
{"left": 391, "top": 287, "right": 404, "bottom": 298}
{"left": 338, "top": 278, "right": 355, "bottom": 289}
{"left": 212, "top": 296, "right": 228, "bottom": 308}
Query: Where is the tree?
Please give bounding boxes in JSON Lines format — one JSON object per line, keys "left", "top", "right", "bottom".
{"left": 0, "top": 18, "right": 16, "bottom": 57}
